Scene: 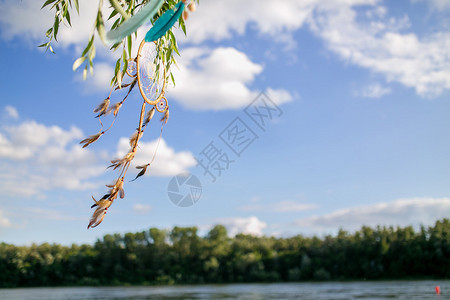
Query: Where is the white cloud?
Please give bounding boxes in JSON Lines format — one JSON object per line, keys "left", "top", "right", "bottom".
{"left": 0, "top": 119, "right": 104, "bottom": 197}
{"left": 133, "top": 203, "right": 152, "bottom": 214}
{"left": 184, "top": 0, "right": 320, "bottom": 45}
{"left": 213, "top": 216, "right": 267, "bottom": 237}
{"left": 115, "top": 137, "right": 196, "bottom": 177}
{"left": 184, "top": 0, "right": 379, "bottom": 45}
{"left": 239, "top": 201, "right": 318, "bottom": 213}
{"left": 0, "top": 116, "right": 197, "bottom": 199}
{"left": 412, "top": 0, "right": 450, "bottom": 11}
{"left": 1, "top": 120, "right": 83, "bottom": 160}
{"left": 4, "top": 106, "right": 18, "bottom": 119}
{"left": 309, "top": 3, "right": 450, "bottom": 97}
{"left": 0, "top": 0, "right": 52, "bottom": 42}
{"left": 0, "top": 209, "right": 12, "bottom": 228}
{"left": 294, "top": 198, "right": 450, "bottom": 232}
{"left": 265, "top": 88, "right": 295, "bottom": 105}
{"left": 357, "top": 83, "right": 392, "bottom": 98}
{"left": 188, "top": 1, "right": 450, "bottom": 97}
{"left": 171, "top": 47, "right": 292, "bottom": 110}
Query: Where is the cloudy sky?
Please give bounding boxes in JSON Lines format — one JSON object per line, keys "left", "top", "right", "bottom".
{"left": 1, "top": 0, "right": 450, "bottom": 245}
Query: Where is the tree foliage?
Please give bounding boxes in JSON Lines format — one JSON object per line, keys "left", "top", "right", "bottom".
{"left": 2, "top": 219, "right": 450, "bottom": 287}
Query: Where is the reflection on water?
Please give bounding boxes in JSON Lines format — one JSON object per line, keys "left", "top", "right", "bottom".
{"left": 0, "top": 281, "right": 447, "bottom": 300}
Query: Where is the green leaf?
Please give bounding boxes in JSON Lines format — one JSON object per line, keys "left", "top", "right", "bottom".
{"left": 114, "top": 58, "right": 121, "bottom": 74}
{"left": 111, "top": 17, "right": 121, "bottom": 30}
{"left": 96, "top": 10, "right": 106, "bottom": 42}
{"left": 122, "top": 59, "right": 128, "bottom": 78}
{"left": 63, "top": 2, "right": 69, "bottom": 20}
{"left": 45, "top": 27, "right": 53, "bottom": 37}
{"left": 97, "top": 23, "right": 106, "bottom": 40}
{"left": 170, "top": 72, "right": 176, "bottom": 87}
{"left": 38, "top": 42, "right": 50, "bottom": 48}
{"left": 53, "top": 15, "right": 59, "bottom": 41}
{"left": 108, "top": 9, "right": 119, "bottom": 20}
{"left": 73, "top": 56, "right": 87, "bottom": 71}
{"left": 179, "top": 16, "right": 186, "bottom": 35}
{"left": 81, "top": 36, "right": 94, "bottom": 57}
{"left": 88, "top": 45, "right": 96, "bottom": 61}
{"left": 122, "top": 48, "right": 127, "bottom": 63}
{"left": 111, "top": 59, "right": 120, "bottom": 85}
{"left": 168, "top": 30, "right": 180, "bottom": 56}
{"left": 42, "top": 0, "right": 58, "bottom": 9}
{"left": 82, "top": 66, "right": 87, "bottom": 80}
{"left": 117, "top": 70, "right": 122, "bottom": 89}
{"left": 73, "top": 0, "right": 79, "bottom": 14}
{"left": 110, "top": 41, "right": 121, "bottom": 51}
{"left": 127, "top": 35, "right": 132, "bottom": 58}
{"left": 65, "top": 10, "right": 72, "bottom": 26}
{"left": 50, "top": 1, "right": 61, "bottom": 11}
{"left": 165, "top": 46, "right": 172, "bottom": 64}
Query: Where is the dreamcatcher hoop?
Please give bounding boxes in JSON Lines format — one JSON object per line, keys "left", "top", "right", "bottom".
{"left": 156, "top": 96, "right": 168, "bottom": 112}
{"left": 126, "top": 59, "right": 137, "bottom": 77}
{"left": 136, "top": 39, "right": 167, "bottom": 107}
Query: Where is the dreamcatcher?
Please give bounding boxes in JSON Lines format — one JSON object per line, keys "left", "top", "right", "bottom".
{"left": 80, "top": 0, "right": 196, "bottom": 229}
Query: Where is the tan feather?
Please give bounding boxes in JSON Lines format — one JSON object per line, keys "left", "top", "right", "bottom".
{"left": 87, "top": 207, "right": 107, "bottom": 229}
{"left": 80, "top": 131, "right": 104, "bottom": 148}
{"left": 131, "top": 164, "right": 149, "bottom": 182}
{"left": 106, "top": 177, "right": 125, "bottom": 200}
{"left": 110, "top": 102, "right": 123, "bottom": 117}
{"left": 94, "top": 97, "right": 111, "bottom": 117}
{"left": 129, "top": 130, "right": 143, "bottom": 147}
{"left": 108, "top": 150, "right": 135, "bottom": 169}
{"left": 90, "top": 196, "right": 113, "bottom": 209}
{"left": 161, "top": 108, "right": 169, "bottom": 124}
{"left": 143, "top": 107, "right": 156, "bottom": 127}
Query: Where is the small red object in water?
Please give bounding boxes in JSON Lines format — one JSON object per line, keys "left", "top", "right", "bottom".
{"left": 435, "top": 286, "right": 441, "bottom": 295}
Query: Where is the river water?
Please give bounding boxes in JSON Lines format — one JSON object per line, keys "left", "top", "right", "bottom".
{"left": 0, "top": 281, "right": 447, "bottom": 299}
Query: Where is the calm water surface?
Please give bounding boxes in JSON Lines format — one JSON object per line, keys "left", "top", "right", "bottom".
{"left": 0, "top": 281, "right": 447, "bottom": 300}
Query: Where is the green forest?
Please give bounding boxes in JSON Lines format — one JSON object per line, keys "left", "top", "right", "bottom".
{"left": 1, "top": 219, "right": 450, "bottom": 287}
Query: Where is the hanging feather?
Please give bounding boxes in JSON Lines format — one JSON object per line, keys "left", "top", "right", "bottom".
{"left": 129, "top": 129, "right": 143, "bottom": 147}
{"left": 145, "top": 1, "right": 185, "bottom": 42}
{"left": 80, "top": 131, "right": 105, "bottom": 148}
{"left": 90, "top": 196, "right": 113, "bottom": 209}
{"left": 143, "top": 107, "right": 156, "bottom": 127}
{"left": 105, "top": 0, "right": 165, "bottom": 45}
{"left": 161, "top": 108, "right": 169, "bottom": 124}
{"left": 130, "top": 164, "right": 150, "bottom": 182}
{"left": 87, "top": 207, "right": 108, "bottom": 229}
{"left": 94, "top": 97, "right": 111, "bottom": 118}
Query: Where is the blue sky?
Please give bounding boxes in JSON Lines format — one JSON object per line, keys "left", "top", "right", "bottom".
{"left": 1, "top": 0, "right": 450, "bottom": 245}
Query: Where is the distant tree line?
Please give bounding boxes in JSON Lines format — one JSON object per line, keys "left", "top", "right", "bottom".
{"left": 1, "top": 219, "right": 450, "bottom": 287}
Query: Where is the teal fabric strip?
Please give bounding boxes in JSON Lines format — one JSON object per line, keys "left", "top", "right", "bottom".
{"left": 145, "top": 1, "right": 184, "bottom": 42}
